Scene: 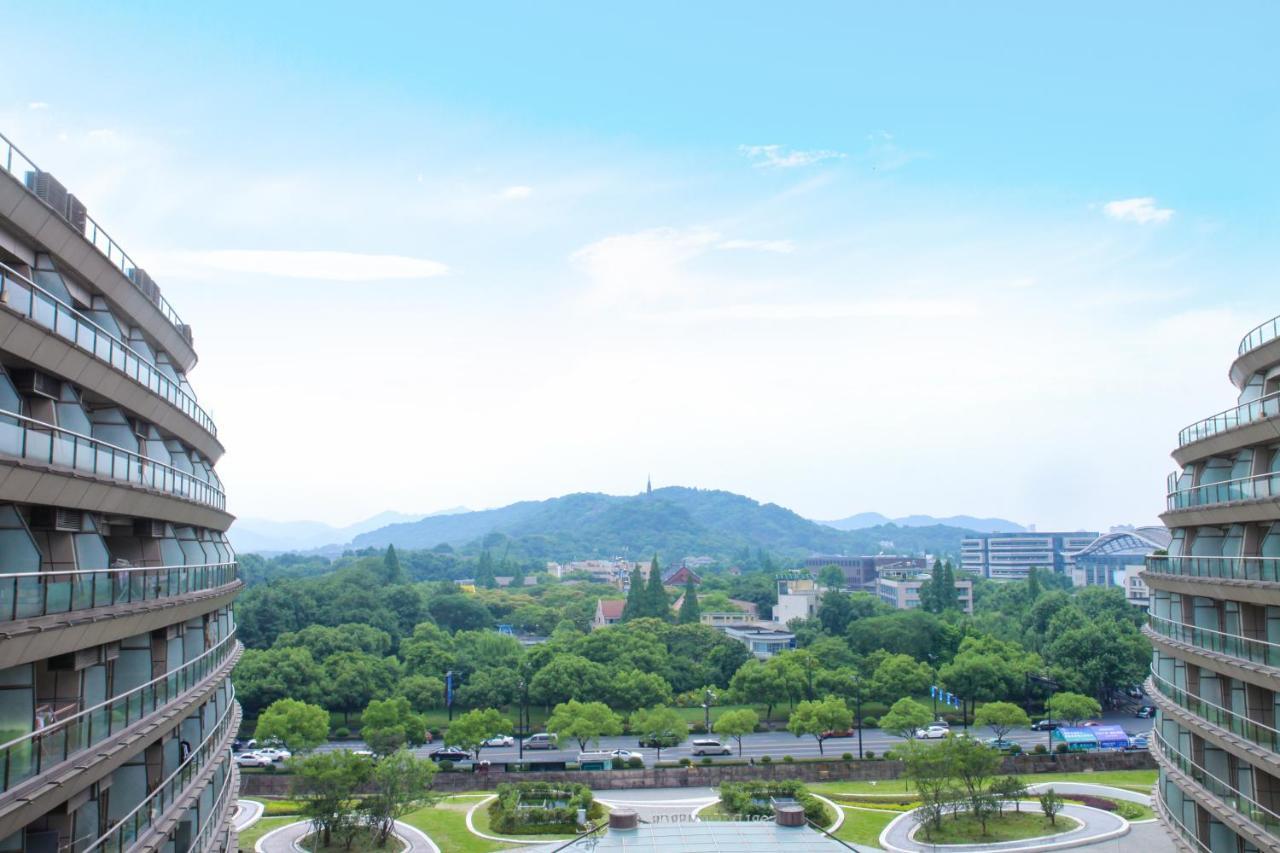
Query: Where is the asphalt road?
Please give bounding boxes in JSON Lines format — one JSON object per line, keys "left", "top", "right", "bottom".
{"left": 297, "top": 709, "right": 1153, "bottom": 766}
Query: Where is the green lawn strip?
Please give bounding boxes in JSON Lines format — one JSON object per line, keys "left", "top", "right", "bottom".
{"left": 831, "top": 808, "right": 897, "bottom": 847}
{"left": 809, "top": 768, "right": 1156, "bottom": 799}
{"left": 921, "top": 812, "right": 1080, "bottom": 844}
{"left": 297, "top": 829, "right": 406, "bottom": 853}
{"left": 402, "top": 797, "right": 518, "bottom": 853}
{"left": 238, "top": 815, "right": 298, "bottom": 851}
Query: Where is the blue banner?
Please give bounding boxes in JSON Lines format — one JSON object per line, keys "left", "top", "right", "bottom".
{"left": 446, "top": 672, "right": 454, "bottom": 707}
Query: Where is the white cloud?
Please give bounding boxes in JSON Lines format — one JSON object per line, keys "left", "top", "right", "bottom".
{"left": 740, "top": 144, "right": 845, "bottom": 169}
{"left": 152, "top": 249, "right": 448, "bottom": 281}
{"left": 717, "top": 239, "right": 795, "bottom": 254}
{"left": 571, "top": 227, "right": 718, "bottom": 304}
{"left": 27, "top": 102, "right": 48, "bottom": 111}
{"left": 500, "top": 185, "right": 533, "bottom": 200}
{"left": 1103, "top": 197, "right": 1174, "bottom": 225}
{"left": 647, "top": 298, "right": 979, "bottom": 324}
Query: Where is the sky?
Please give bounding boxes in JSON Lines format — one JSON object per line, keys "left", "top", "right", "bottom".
{"left": 2, "top": 2, "right": 1277, "bottom": 530}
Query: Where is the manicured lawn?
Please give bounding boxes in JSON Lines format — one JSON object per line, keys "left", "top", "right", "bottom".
{"left": 920, "top": 812, "right": 1080, "bottom": 844}
{"left": 402, "top": 796, "right": 518, "bottom": 853}
{"left": 238, "top": 816, "right": 298, "bottom": 851}
{"left": 832, "top": 807, "right": 898, "bottom": 847}
{"left": 298, "top": 829, "right": 405, "bottom": 853}
{"left": 809, "top": 768, "right": 1158, "bottom": 799}
{"left": 470, "top": 799, "right": 575, "bottom": 841}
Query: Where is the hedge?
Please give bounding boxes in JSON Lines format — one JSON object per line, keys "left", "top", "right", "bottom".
{"left": 488, "top": 782, "right": 605, "bottom": 834}
{"left": 717, "top": 781, "right": 831, "bottom": 826}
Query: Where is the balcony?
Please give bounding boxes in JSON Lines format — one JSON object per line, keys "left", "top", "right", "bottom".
{"left": 1154, "top": 785, "right": 1213, "bottom": 853}
{"left": 0, "top": 410, "right": 225, "bottom": 511}
{"left": 1165, "top": 471, "right": 1280, "bottom": 515}
{"left": 0, "top": 261, "right": 217, "bottom": 439}
{"left": 1146, "top": 554, "right": 1280, "bottom": 584}
{"left": 1149, "top": 669, "right": 1280, "bottom": 754}
{"left": 1177, "top": 392, "right": 1280, "bottom": 450}
{"left": 1239, "top": 315, "right": 1280, "bottom": 358}
{"left": 1147, "top": 613, "right": 1280, "bottom": 670}
{"left": 0, "top": 562, "right": 237, "bottom": 623}
{"left": 1152, "top": 730, "right": 1280, "bottom": 839}
{"left": 0, "top": 631, "right": 238, "bottom": 794}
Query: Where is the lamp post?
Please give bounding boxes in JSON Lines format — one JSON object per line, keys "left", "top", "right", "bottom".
{"left": 703, "top": 688, "right": 716, "bottom": 731}
{"left": 517, "top": 677, "right": 526, "bottom": 760}
{"left": 446, "top": 670, "right": 456, "bottom": 722}
{"left": 851, "top": 674, "right": 865, "bottom": 760}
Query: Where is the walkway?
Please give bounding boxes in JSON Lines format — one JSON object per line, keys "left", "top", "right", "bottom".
{"left": 254, "top": 820, "right": 439, "bottom": 853}
{"left": 234, "top": 799, "right": 264, "bottom": 831}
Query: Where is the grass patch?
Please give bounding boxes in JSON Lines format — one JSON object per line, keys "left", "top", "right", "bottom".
{"left": 1113, "top": 800, "right": 1155, "bottom": 821}
{"left": 919, "top": 812, "right": 1079, "bottom": 844}
{"left": 471, "top": 800, "right": 575, "bottom": 841}
{"left": 809, "top": 768, "right": 1157, "bottom": 799}
{"left": 238, "top": 816, "right": 298, "bottom": 851}
{"left": 401, "top": 797, "right": 518, "bottom": 853}
{"left": 696, "top": 803, "right": 734, "bottom": 821}
{"left": 299, "top": 830, "right": 405, "bottom": 853}
{"left": 832, "top": 808, "right": 897, "bottom": 847}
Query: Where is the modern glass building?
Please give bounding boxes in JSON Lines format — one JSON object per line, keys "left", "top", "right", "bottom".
{"left": 0, "top": 133, "right": 239, "bottom": 853}
{"left": 959, "top": 531, "right": 1098, "bottom": 580}
{"left": 1146, "top": 313, "right": 1280, "bottom": 851}
{"left": 1071, "top": 527, "right": 1171, "bottom": 608}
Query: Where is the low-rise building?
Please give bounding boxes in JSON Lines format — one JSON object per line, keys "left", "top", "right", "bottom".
{"left": 663, "top": 565, "right": 702, "bottom": 586}
{"left": 1069, "top": 527, "right": 1169, "bottom": 608}
{"left": 772, "top": 572, "right": 820, "bottom": 624}
{"left": 593, "top": 599, "right": 625, "bottom": 630}
{"left": 960, "top": 531, "right": 1098, "bottom": 580}
{"left": 722, "top": 625, "right": 797, "bottom": 658}
{"left": 804, "top": 555, "right": 927, "bottom": 591}
{"left": 875, "top": 569, "right": 974, "bottom": 613}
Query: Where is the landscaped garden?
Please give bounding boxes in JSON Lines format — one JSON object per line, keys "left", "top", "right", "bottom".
{"left": 919, "top": 811, "right": 1080, "bottom": 844}
{"left": 487, "top": 781, "right": 605, "bottom": 837}
{"left": 401, "top": 796, "right": 517, "bottom": 853}
{"left": 712, "top": 780, "right": 835, "bottom": 826}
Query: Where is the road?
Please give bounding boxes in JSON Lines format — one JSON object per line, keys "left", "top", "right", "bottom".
{"left": 295, "top": 709, "right": 1153, "bottom": 766}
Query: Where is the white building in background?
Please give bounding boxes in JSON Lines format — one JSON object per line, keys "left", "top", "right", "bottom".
{"left": 960, "top": 531, "right": 1098, "bottom": 580}
{"left": 772, "top": 572, "right": 820, "bottom": 624}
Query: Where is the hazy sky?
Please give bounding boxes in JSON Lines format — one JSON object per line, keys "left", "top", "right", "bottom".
{"left": 4, "top": 2, "right": 1277, "bottom": 530}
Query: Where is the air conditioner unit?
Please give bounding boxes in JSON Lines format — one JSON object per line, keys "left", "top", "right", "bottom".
{"left": 24, "top": 171, "right": 69, "bottom": 217}
{"left": 29, "top": 507, "right": 83, "bottom": 532}
{"left": 10, "top": 369, "right": 61, "bottom": 400}
{"left": 134, "top": 519, "right": 167, "bottom": 538}
{"left": 64, "top": 195, "right": 88, "bottom": 233}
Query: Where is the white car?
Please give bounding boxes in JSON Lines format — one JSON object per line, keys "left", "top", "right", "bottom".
{"left": 915, "top": 725, "right": 950, "bottom": 740}
{"left": 690, "top": 739, "right": 732, "bottom": 756}
{"left": 255, "top": 747, "right": 292, "bottom": 762}
{"left": 235, "top": 752, "right": 271, "bottom": 768}
{"left": 483, "top": 735, "right": 516, "bottom": 748}
{"left": 608, "top": 749, "right": 641, "bottom": 763}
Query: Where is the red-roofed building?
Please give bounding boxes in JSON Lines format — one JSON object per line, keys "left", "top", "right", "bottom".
{"left": 662, "top": 566, "right": 703, "bottom": 586}
{"left": 593, "top": 598, "right": 626, "bottom": 630}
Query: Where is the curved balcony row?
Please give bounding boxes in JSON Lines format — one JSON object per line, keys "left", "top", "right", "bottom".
{"left": 0, "top": 261, "right": 216, "bottom": 438}
{"left": 0, "top": 630, "right": 238, "bottom": 793}
{"left": 1153, "top": 731, "right": 1280, "bottom": 839}
{"left": 0, "top": 561, "right": 237, "bottom": 623}
{"left": 0, "top": 410, "right": 225, "bottom": 511}
{"left": 0, "top": 134, "right": 188, "bottom": 338}
{"left": 1147, "top": 613, "right": 1280, "bottom": 670}
{"left": 1166, "top": 470, "right": 1280, "bottom": 513}
{"left": 1146, "top": 554, "right": 1280, "bottom": 584}
{"left": 1154, "top": 787, "right": 1213, "bottom": 853}
{"left": 85, "top": 693, "right": 236, "bottom": 853}
{"left": 1178, "top": 391, "right": 1280, "bottom": 449}
{"left": 1149, "top": 668, "right": 1280, "bottom": 754}
{"left": 1239, "top": 314, "right": 1280, "bottom": 358}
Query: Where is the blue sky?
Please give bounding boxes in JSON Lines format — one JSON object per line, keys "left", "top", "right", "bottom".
{"left": 3, "top": 2, "right": 1277, "bottom": 529}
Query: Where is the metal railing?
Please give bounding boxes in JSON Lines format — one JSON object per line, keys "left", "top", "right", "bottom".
{"left": 1179, "top": 392, "right": 1280, "bottom": 448}
{"left": 1147, "top": 614, "right": 1280, "bottom": 670}
{"left": 0, "top": 132, "right": 189, "bottom": 338}
{"left": 1155, "top": 786, "right": 1216, "bottom": 853}
{"left": 1239, "top": 315, "right": 1280, "bottom": 357}
{"left": 0, "top": 409, "right": 225, "bottom": 510}
{"left": 1146, "top": 554, "right": 1280, "bottom": 584}
{"left": 0, "top": 631, "right": 238, "bottom": 792}
{"left": 1166, "top": 471, "right": 1280, "bottom": 513}
{"left": 85, "top": 691, "right": 237, "bottom": 853}
{"left": 1149, "top": 669, "right": 1280, "bottom": 753}
{"left": 181, "top": 759, "right": 237, "bottom": 853}
{"left": 1153, "top": 731, "right": 1280, "bottom": 835}
{"left": 0, "top": 561, "right": 237, "bottom": 622}
{"left": 0, "top": 260, "right": 216, "bottom": 437}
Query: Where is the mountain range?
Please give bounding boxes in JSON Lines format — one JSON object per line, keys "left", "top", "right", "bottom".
{"left": 819, "top": 512, "right": 1026, "bottom": 533}
{"left": 228, "top": 508, "right": 468, "bottom": 554}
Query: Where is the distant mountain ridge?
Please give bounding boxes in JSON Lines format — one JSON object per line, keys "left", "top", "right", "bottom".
{"left": 820, "top": 512, "right": 1026, "bottom": 533}
{"left": 229, "top": 508, "right": 469, "bottom": 553}
{"left": 343, "top": 487, "right": 979, "bottom": 563}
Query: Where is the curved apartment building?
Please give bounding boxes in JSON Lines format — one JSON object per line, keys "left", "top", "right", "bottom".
{"left": 1147, "top": 314, "right": 1280, "bottom": 851}
{"left": 0, "top": 134, "right": 240, "bottom": 853}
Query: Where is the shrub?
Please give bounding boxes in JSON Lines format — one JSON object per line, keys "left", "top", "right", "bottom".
{"left": 783, "top": 755, "right": 795, "bottom": 764}
{"left": 718, "top": 781, "right": 830, "bottom": 826}
{"left": 1008, "top": 743, "right": 1022, "bottom": 755}
{"left": 1115, "top": 801, "right": 1145, "bottom": 820}
{"left": 865, "top": 750, "right": 876, "bottom": 759}
{"left": 679, "top": 757, "right": 692, "bottom": 767}
{"left": 861, "top": 716, "right": 878, "bottom": 729}
{"left": 842, "top": 753, "right": 853, "bottom": 761}
{"left": 1033, "top": 744, "right": 1048, "bottom": 755}
{"left": 760, "top": 755, "right": 772, "bottom": 764}
{"left": 262, "top": 800, "right": 304, "bottom": 817}
{"left": 689, "top": 722, "right": 708, "bottom": 734}
{"left": 334, "top": 727, "right": 350, "bottom": 739}
{"left": 1061, "top": 794, "right": 1117, "bottom": 811}
{"left": 1055, "top": 744, "right": 1069, "bottom": 755}
{"left": 438, "top": 760, "right": 454, "bottom": 772}
{"left": 611, "top": 757, "right": 626, "bottom": 769}
{"left": 488, "top": 782, "right": 603, "bottom": 834}
{"left": 627, "top": 756, "right": 643, "bottom": 768}
{"left": 701, "top": 757, "right": 713, "bottom": 766}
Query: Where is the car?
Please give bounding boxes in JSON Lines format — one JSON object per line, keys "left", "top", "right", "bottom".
{"left": 1125, "top": 734, "right": 1149, "bottom": 751}
{"left": 255, "top": 747, "right": 291, "bottom": 762}
{"left": 523, "top": 733, "right": 558, "bottom": 750}
{"left": 429, "top": 747, "right": 472, "bottom": 762}
{"left": 235, "top": 752, "right": 271, "bottom": 768}
{"left": 690, "top": 739, "right": 731, "bottom": 756}
{"left": 351, "top": 749, "right": 375, "bottom": 757}
{"left": 1081, "top": 720, "right": 1101, "bottom": 727}
{"left": 608, "top": 749, "right": 641, "bottom": 763}
{"left": 915, "top": 725, "right": 950, "bottom": 739}
{"left": 984, "top": 737, "right": 1019, "bottom": 753}
{"left": 1136, "top": 705, "right": 1155, "bottom": 719}
{"left": 638, "top": 733, "right": 682, "bottom": 748}
{"left": 232, "top": 739, "right": 246, "bottom": 752}
{"left": 483, "top": 735, "right": 516, "bottom": 748}
{"left": 821, "top": 728, "right": 855, "bottom": 739}
{"left": 1030, "top": 719, "right": 1060, "bottom": 732}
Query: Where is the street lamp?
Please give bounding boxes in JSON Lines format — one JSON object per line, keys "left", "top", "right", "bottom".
{"left": 446, "top": 670, "right": 456, "bottom": 721}
{"left": 703, "top": 688, "right": 716, "bottom": 731}
{"left": 517, "top": 677, "right": 526, "bottom": 760}
{"left": 850, "top": 673, "right": 865, "bottom": 760}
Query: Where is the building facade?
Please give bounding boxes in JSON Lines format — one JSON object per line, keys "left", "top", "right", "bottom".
{"left": 960, "top": 531, "right": 1098, "bottom": 580}
{"left": 772, "top": 572, "right": 819, "bottom": 624}
{"left": 1145, "top": 314, "right": 1280, "bottom": 851}
{"left": 1071, "top": 527, "right": 1170, "bottom": 608}
{"left": 0, "top": 134, "right": 239, "bottom": 853}
{"left": 875, "top": 571, "right": 974, "bottom": 614}
{"left": 803, "top": 555, "right": 926, "bottom": 591}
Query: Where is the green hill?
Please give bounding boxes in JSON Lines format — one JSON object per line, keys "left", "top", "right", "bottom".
{"left": 348, "top": 486, "right": 975, "bottom": 564}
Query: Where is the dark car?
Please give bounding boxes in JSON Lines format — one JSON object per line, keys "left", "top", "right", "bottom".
{"left": 1136, "top": 705, "right": 1155, "bottom": 719}
{"left": 822, "top": 728, "right": 855, "bottom": 739}
{"left": 429, "top": 747, "right": 471, "bottom": 762}
{"left": 1030, "top": 719, "right": 1059, "bottom": 732}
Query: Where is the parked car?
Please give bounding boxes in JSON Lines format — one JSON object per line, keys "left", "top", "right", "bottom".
{"left": 483, "top": 735, "right": 515, "bottom": 748}
{"left": 1030, "top": 719, "right": 1060, "bottom": 732}
{"left": 429, "top": 747, "right": 472, "bottom": 762}
{"left": 255, "top": 748, "right": 291, "bottom": 762}
{"left": 690, "top": 739, "right": 732, "bottom": 756}
{"left": 821, "top": 728, "right": 854, "bottom": 739}
{"left": 1081, "top": 720, "right": 1101, "bottom": 727}
{"left": 1125, "top": 734, "right": 1149, "bottom": 751}
{"left": 522, "top": 733, "right": 558, "bottom": 750}
{"left": 235, "top": 752, "right": 271, "bottom": 768}
{"left": 351, "top": 749, "right": 375, "bottom": 758}
{"left": 984, "top": 737, "right": 1019, "bottom": 753}
{"left": 1135, "top": 705, "right": 1155, "bottom": 719}
{"left": 608, "top": 749, "right": 641, "bottom": 763}
{"left": 915, "top": 725, "right": 950, "bottom": 739}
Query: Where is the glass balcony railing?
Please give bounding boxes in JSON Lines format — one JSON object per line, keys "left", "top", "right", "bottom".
{"left": 1147, "top": 613, "right": 1280, "bottom": 669}
{"left": 1153, "top": 731, "right": 1280, "bottom": 836}
{"left": 1239, "top": 315, "right": 1280, "bottom": 357}
{"left": 1155, "top": 787, "right": 1214, "bottom": 853}
{"left": 0, "top": 631, "right": 238, "bottom": 793}
{"left": 0, "top": 410, "right": 226, "bottom": 511}
{"left": 85, "top": 690, "right": 236, "bottom": 853}
{"left": 1179, "top": 392, "right": 1280, "bottom": 448}
{"left": 0, "top": 132, "right": 189, "bottom": 340}
{"left": 0, "top": 561, "right": 237, "bottom": 622}
{"left": 1149, "top": 669, "right": 1280, "bottom": 753}
{"left": 1166, "top": 471, "right": 1280, "bottom": 512}
{"left": 1146, "top": 554, "right": 1280, "bottom": 583}
{"left": 0, "top": 261, "right": 217, "bottom": 437}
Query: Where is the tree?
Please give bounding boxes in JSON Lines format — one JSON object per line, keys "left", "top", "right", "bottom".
{"left": 545, "top": 700, "right": 623, "bottom": 751}
{"left": 973, "top": 701, "right": 1030, "bottom": 742}
{"left": 255, "top": 699, "right": 330, "bottom": 753}
{"left": 447, "top": 708, "right": 513, "bottom": 761}
{"left": 399, "top": 622, "right": 455, "bottom": 676}
{"left": 817, "top": 564, "right": 846, "bottom": 590}
{"left": 920, "top": 559, "right": 944, "bottom": 613}
{"left": 233, "top": 647, "right": 328, "bottom": 716}
{"left": 901, "top": 740, "right": 955, "bottom": 836}
{"left": 529, "top": 654, "right": 610, "bottom": 707}
{"left": 818, "top": 590, "right": 856, "bottom": 636}
{"left": 476, "top": 550, "right": 497, "bottom": 589}
{"left": 383, "top": 545, "right": 404, "bottom": 584}
{"left": 713, "top": 708, "right": 759, "bottom": 757}
{"left": 1039, "top": 788, "right": 1064, "bottom": 825}
{"left": 362, "top": 697, "right": 429, "bottom": 756}
{"left": 291, "top": 750, "right": 374, "bottom": 847}
{"left": 605, "top": 669, "right": 673, "bottom": 712}
{"left": 629, "top": 705, "right": 688, "bottom": 761}
{"left": 729, "top": 659, "right": 788, "bottom": 721}
{"left": 426, "top": 594, "right": 494, "bottom": 632}
{"left": 944, "top": 736, "right": 1003, "bottom": 830}
{"left": 1047, "top": 691, "right": 1101, "bottom": 725}
{"left": 880, "top": 697, "right": 933, "bottom": 740}
{"left": 509, "top": 562, "right": 526, "bottom": 588}
{"left": 622, "top": 566, "right": 646, "bottom": 621}
{"left": 325, "top": 652, "right": 400, "bottom": 724}
{"left": 362, "top": 749, "right": 437, "bottom": 845}
{"left": 677, "top": 579, "right": 701, "bottom": 624}
{"left": 870, "top": 654, "right": 934, "bottom": 704}
{"left": 940, "top": 561, "right": 959, "bottom": 611}
{"left": 397, "top": 674, "right": 446, "bottom": 712}
{"left": 645, "top": 556, "right": 669, "bottom": 619}
{"left": 991, "top": 776, "right": 1028, "bottom": 814}
{"left": 786, "top": 696, "right": 852, "bottom": 756}
{"left": 456, "top": 667, "right": 521, "bottom": 710}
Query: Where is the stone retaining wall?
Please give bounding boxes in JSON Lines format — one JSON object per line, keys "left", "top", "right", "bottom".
{"left": 239, "top": 750, "right": 1155, "bottom": 796}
